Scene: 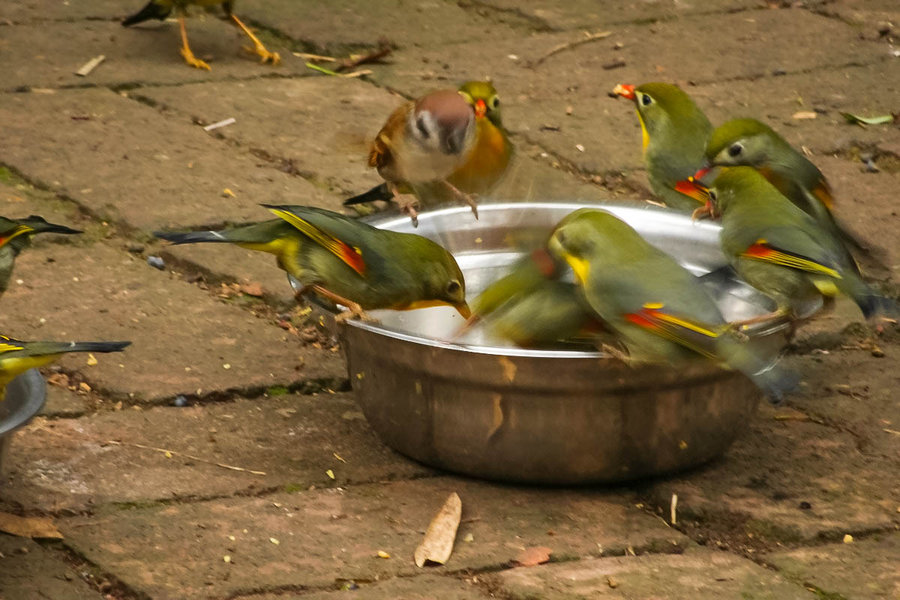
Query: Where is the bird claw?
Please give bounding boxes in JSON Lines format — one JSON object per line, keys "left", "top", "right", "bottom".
{"left": 242, "top": 44, "right": 281, "bottom": 65}
{"left": 398, "top": 198, "right": 420, "bottom": 227}
{"left": 180, "top": 47, "right": 211, "bottom": 71}
{"left": 335, "top": 307, "right": 375, "bottom": 324}
{"left": 600, "top": 343, "right": 631, "bottom": 364}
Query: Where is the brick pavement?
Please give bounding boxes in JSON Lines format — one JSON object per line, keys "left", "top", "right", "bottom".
{"left": 0, "top": 1, "right": 898, "bottom": 598}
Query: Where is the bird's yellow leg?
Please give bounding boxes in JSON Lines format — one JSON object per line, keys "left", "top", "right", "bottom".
{"left": 179, "top": 14, "right": 211, "bottom": 70}
{"left": 442, "top": 180, "right": 478, "bottom": 219}
{"left": 229, "top": 14, "right": 280, "bottom": 65}
{"left": 731, "top": 306, "right": 793, "bottom": 332}
{"left": 301, "top": 284, "right": 372, "bottom": 322}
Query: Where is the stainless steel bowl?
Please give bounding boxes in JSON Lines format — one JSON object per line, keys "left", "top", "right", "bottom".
{"left": 0, "top": 369, "right": 47, "bottom": 474}
{"left": 300, "top": 202, "right": 810, "bottom": 484}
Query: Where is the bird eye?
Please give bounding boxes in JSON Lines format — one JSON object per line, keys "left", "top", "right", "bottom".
{"left": 446, "top": 280, "right": 462, "bottom": 295}
{"left": 640, "top": 93, "right": 653, "bottom": 106}
{"left": 490, "top": 96, "right": 500, "bottom": 109}
{"left": 415, "top": 116, "right": 430, "bottom": 139}
{"left": 728, "top": 143, "right": 743, "bottom": 157}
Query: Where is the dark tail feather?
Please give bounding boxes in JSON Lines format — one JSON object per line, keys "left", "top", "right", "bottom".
{"left": 343, "top": 183, "right": 392, "bottom": 206}
{"left": 67, "top": 341, "right": 132, "bottom": 354}
{"left": 857, "top": 293, "right": 899, "bottom": 320}
{"left": 716, "top": 335, "right": 799, "bottom": 404}
{"left": 24, "top": 216, "right": 82, "bottom": 236}
{"left": 122, "top": 0, "right": 171, "bottom": 26}
{"left": 155, "top": 230, "right": 231, "bottom": 245}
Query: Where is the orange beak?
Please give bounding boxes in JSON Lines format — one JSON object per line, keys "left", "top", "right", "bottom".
{"left": 612, "top": 83, "right": 635, "bottom": 100}
{"left": 474, "top": 98, "right": 487, "bottom": 119}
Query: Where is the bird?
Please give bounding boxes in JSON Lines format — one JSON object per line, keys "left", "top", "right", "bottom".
{"left": 122, "top": 0, "right": 280, "bottom": 70}
{"left": 612, "top": 82, "right": 713, "bottom": 210}
{"left": 0, "top": 216, "right": 82, "bottom": 298}
{"left": 155, "top": 205, "right": 470, "bottom": 319}
{"left": 462, "top": 248, "right": 598, "bottom": 347}
{"left": 0, "top": 336, "right": 130, "bottom": 402}
{"left": 687, "top": 167, "right": 896, "bottom": 322}
{"left": 344, "top": 81, "right": 513, "bottom": 225}
{"left": 548, "top": 208, "right": 798, "bottom": 401}
{"left": 702, "top": 118, "right": 875, "bottom": 270}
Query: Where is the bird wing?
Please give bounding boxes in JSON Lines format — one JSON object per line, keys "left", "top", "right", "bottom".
{"left": 740, "top": 237, "right": 842, "bottom": 279}
{"left": 266, "top": 207, "right": 367, "bottom": 277}
{"left": 368, "top": 104, "right": 409, "bottom": 172}
{"left": 623, "top": 303, "right": 723, "bottom": 359}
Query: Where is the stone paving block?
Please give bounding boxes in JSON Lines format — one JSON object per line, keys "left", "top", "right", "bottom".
{"left": 471, "top": 0, "right": 763, "bottom": 31}
{"left": 767, "top": 532, "right": 900, "bottom": 599}
{"left": 60, "top": 478, "right": 688, "bottom": 599}
{"left": 242, "top": 0, "right": 530, "bottom": 54}
{"left": 0, "top": 536, "right": 104, "bottom": 600}
{"left": 641, "top": 399, "right": 899, "bottom": 544}
{"left": 0, "top": 20, "right": 304, "bottom": 91}
{"left": 815, "top": 0, "right": 900, "bottom": 32}
{"left": 39, "top": 385, "right": 91, "bottom": 418}
{"left": 136, "top": 77, "right": 412, "bottom": 197}
{"left": 253, "top": 574, "right": 491, "bottom": 600}
{"left": 1, "top": 0, "right": 125, "bottom": 22}
{"left": 493, "top": 549, "right": 810, "bottom": 599}
{"left": 2, "top": 392, "right": 433, "bottom": 512}
{"left": 0, "top": 88, "right": 340, "bottom": 233}
{"left": 0, "top": 241, "right": 345, "bottom": 402}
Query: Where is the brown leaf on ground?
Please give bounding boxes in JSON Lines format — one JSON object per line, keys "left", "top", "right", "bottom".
{"left": 414, "top": 492, "right": 462, "bottom": 567}
{"left": 239, "top": 282, "right": 264, "bottom": 297}
{"left": 514, "top": 546, "right": 553, "bottom": 567}
{"left": 0, "top": 512, "right": 63, "bottom": 539}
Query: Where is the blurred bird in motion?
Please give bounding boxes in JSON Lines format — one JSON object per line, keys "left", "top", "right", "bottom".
{"left": 548, "top": 208, "right": 798, "bottom": 402}
{"left": 684, "top": 167, "right": 897, "bottom": 323}
{"left": 461, "top": 248, "right": 599, "bottom": 348}
{"left": 122, "top": 0, "right": 280, "bottom": 70}
{"left": 0, "top": 216, "right": 81, "bottom": 298}
{"left": 613, "top": 82, "right": 712, "bottom": 210}
{"left": 344, "top": 81, "right": 513, "bottom": 225}
{"left": 156, "top": 205, "right": 470, "bottom": 319}
{"left": 0, "top": 336, "right": 130, "bottom": 401}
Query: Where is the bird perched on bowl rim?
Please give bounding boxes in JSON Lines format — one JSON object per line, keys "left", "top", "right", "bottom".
{"left": 344, "top": 81, "right": 513, "bottom": 225}
{"left": 0, "top": 336, "right": 130, "bottom": 402}
{"left": 692, "top": 117, "right": 877, "bottom": 272}
{"left": 682, "top": 166, "right": 897, "bottom": 323}
{"left": 0, "top": 216, "right": 82, "bottom": 298}
{"left": 122, "top": 0, "right": 280, "bottom": 70}
{"left": 612, "top": 82, "right": 713, "bottom": 211}
{"left": 548, "top": 208, "right": 797, "bottom": 401}
{"left": 155, "top": 204, "right": 470, "bottom": 320}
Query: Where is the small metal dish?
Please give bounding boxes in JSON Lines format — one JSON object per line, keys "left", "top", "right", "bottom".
{"left": 298, "top": 203, "right": 812, "bottom": 484}
{"left": 0, "top": 369, "right": 47, "bottom": 474}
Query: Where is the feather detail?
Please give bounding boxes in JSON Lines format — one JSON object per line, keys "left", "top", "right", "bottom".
{"left": 268, "top": 208, "right": 366, "bottom": 277}
{"left": 742, "top": 239, "right": 841, "bottom": 279}
{"left": 624, "top": 303, "right": 722, "bottom": 359}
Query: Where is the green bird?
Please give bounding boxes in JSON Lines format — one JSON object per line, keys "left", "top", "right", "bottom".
{"left": 689, "top": 167, "right": 896, "bottom": 320}
{"left": 548, "top": 208, "right": 798, "bottom": 401}
{"left": 0, "top": 216, "right": 82, "bottom": 297}
{"left": 156, "top": 205, "right": 470, "bottom": 319}
{"left": 703, "top": 118, "right": 873, "bottom": 267}
{"left": 613, "top": 82, "right": 713, "bottom": 211}
{"left": 0, "top": 335, "right": 130, "bottom": 401}
{"left": 122, "top": 0, "right": 280, "bottom": 70}
{"left": 465, "top": 248, "right": 598, "bottom": 347}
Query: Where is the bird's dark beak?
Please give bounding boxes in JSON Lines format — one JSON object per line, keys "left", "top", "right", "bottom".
{"left": 611, "top": 83, "right": 635, "bottom": 100}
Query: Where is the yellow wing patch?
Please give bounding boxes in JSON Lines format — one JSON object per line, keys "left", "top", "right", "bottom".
{"left": 742, "top": 239, "right": 841, "bottom": 279}
{"left": 268, "top": 208, "right": 366, "bottom": 276}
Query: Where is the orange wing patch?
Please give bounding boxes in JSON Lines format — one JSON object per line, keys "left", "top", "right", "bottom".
{"left": 624, "top": 303, "right": 721, "bottom": 359}
{"left": 268, "top": 208, "right": 366, "bottom": 277}
{"left": 810, "top": 178, "right": 835, "bottom": 211}
{"left": 742, "top": 239, "right": 840, "bottom": 279}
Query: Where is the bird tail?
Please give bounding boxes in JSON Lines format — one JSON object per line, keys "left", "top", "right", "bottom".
{"left": 155, "top": 220, "right": 287, "bottom": 246}
{"left": 64, "top": 341, "right": 132, "bottom": 354}
{"left": 343, "top": 183, "right": 392, "bottom": 206}
{"left": 22, "top": 215, "right": 82, "bottom": 236}
{"left": 715, "top": 334, "right": 799, "bottom": 404}
{"left": 855, "top": 293, "right": 899, "bottom": 320}
{"left": 122, "top": 1, "right": 172, "bottom": 26}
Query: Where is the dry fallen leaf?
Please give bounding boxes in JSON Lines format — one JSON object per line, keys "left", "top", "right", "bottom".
{"left": 792, "top": 111, "right": 817, "bottom": 120}
{"left": 0, "top": 512, "right": 63, "bottom": 539}
{"left": 240, "top": 282, "right": 264, "bottom": 297}
{"left": 514, "top": 546, "right": 552, "bottom": 567}
{"left": 414, "top": 492, "right": 462, "bottom": 567}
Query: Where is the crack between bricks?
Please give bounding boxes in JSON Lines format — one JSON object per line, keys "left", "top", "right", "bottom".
{"left": 35, "top": 538, "right": 152, "bottom": 600}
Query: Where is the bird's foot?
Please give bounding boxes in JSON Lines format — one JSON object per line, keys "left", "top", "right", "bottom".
{"left": 398, "top": 197, "right": 420, "bottom": 227}
{"left": 242, "top": 44, "right": 281, "bottom": 65}
{"left": 442, "top": 180, "right": 478, "bottom": 219}
{"left": 691, "top": 202, "right": 714, "bottom": 222}
{"left": 600, "top": 343, "right": 631, "bottom": 364}
{"left": 335, "top": 305, "right": 374, "bottom": 324}
{"left": 180, "top": 46, "right": 211, "bottom": 70}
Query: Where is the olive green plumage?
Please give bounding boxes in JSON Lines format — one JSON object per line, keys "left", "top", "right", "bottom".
{"left": 623, "top": 83, "right": 713, "bottom": 210}
{"left": 548, "top": 208, "right": 796, "bottom": 401}
{"left": 0, "top": 215, "right": 81, "bottom": 296}
{"left": 156, "top": 205, "right": 469, "bottom": 315}
{"left": 471, "top": 249, "right": 595, "bottom": 347}
{"left": 706, "top": 118, "right": 869, "bottom": 265}
{"left": 707, "top": 167, "right": 895, "bottom": 319}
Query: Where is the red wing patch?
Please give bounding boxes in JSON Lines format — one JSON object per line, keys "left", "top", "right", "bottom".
{"left": 624, "top": 304, "right": 721, "bottom": 359}
{"left": 742, "top": 239, "right": 840, "bottom": 279}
